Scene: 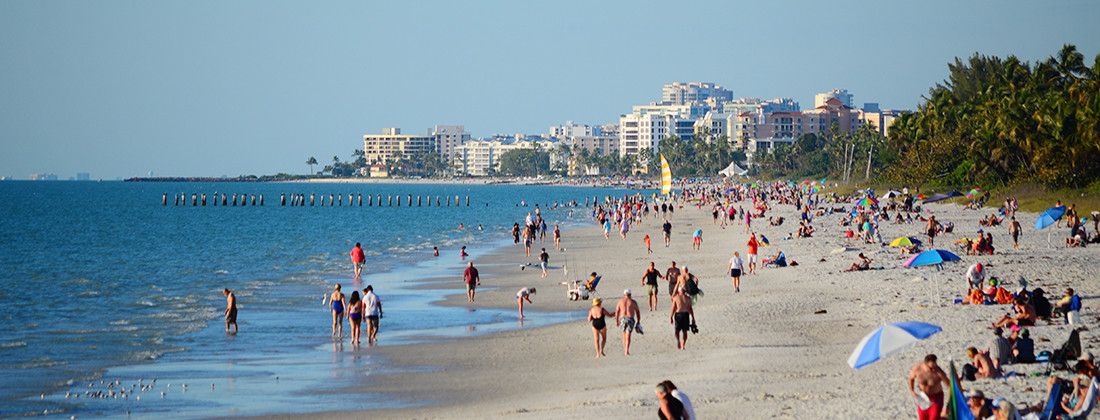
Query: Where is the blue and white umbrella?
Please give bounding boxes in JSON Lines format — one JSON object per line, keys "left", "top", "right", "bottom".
{"left": 848, "top": 322, "right": 942, "bottom": 369}
{"left": 1035, "top": 206, "right": 1066, "bottom": 230}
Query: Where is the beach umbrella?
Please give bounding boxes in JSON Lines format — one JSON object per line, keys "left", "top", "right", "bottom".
{"left": 966, "top": 188, "right": 982, "bottom": 198}
{"left": 1034, "top": 206, "right": 1066, "bottom": 230}
{"left": 922, "top": 193, "right": 950, "bottom": 204}
{"left": 904, "top": 249, "right": 962, "bottom": 304}
{"left": 903, "top": 249, "right": 961, "bottom": 267}
{"left": 946, "top": 361, "right": 977, "bottom": 420}
{"left": 946, "top": 191, "right": 964, "bottom": 197}
{"left": 915, "top": 194, "right": 926, "bottom": 200}
{"left": 889, "top": 237, "right": 922, "bottom": 247}
{"left": 882, "top": 190, "right": 903, "bottom": 199}
{"left": 847, "top": 322, "right": 942, "bottom": 369}
{"left": 856, "top": 197, "right": 878, "bottom": 207}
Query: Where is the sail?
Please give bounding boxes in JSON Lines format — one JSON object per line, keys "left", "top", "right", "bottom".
{"left": 660, "top": 154, "right": 672, "bottom": 196}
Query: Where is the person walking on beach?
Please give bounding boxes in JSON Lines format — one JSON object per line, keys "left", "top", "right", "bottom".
{"left": 330, "top": 284, "right": 346, "bottom": 338}
{"left": 746, "top": 234, "right": 759, "bottom": 275}
{"left": 926, "top": 216, "right": 941, "bottom": 248}
{"left": 463, "top": 262, "right": 480, "bottom": 302}
{"left": 363, "top": 286, "right": 382, "bottom": 343}
{"left": 655, "top": 382, "right": 685, "bottom": 420}
{"left": 347, "top": 291, "right": 363, "bottom": 345}
{"left": 728, "top": 252, "right": 744, "bottom": 292}
{"left": 670, "top": 287, "right": 695, "bottom": 350}
{"left": 908, "top": 354, "right": 950, "bottom": 420}
{"left": 662, "top": 219, "right": 672, "bottom": 247}
{"left": 350, "top": 243, "right": 366, "bottom": 279}
{"left": 1009, "top": 216, "right": 1021, "bottom": 249}
{"left": 512, "top": 223, "right": 521, "bottom": 244}
{"left": 588, "top": 298, "right": 613, "bottom": 358}
{"left": 516, "top": 287, "right": 535, "bottom": 318}
{"left": 615, "top": 289, "right": 641, "bottom": 356}
{"left": 223, "top": 288, "right": 237, "bottom": 333}
{"left": 642, "top": 262, "right": 663, "bottom": 311}
{"left": 659, "top": 380, "right": 695, "bottom": 420}
{"left": 539, "top": 248, "right": 550, "bottom": 278}
{"left": 691, "top": 229, "right": 702, "bottom": 250}
{"left": 665, "top": 261, "right": 681, "bottom": 297}
{"left": 644, "top": 234, "right": 652, "bottom": 254}
{"left": 553, "top": 225, "right": 561, "bottom": 251}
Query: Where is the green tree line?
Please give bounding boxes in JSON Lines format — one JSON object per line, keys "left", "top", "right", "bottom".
{"left": 882, "top": 44, "right": 1100, "bottom": 188}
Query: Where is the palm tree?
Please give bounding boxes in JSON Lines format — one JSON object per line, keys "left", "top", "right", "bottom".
{"left": 306, "top": 156, "right": 318, "bottom": 175}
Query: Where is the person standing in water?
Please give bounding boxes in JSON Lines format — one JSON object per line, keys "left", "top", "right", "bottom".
{"left": 330, "top": 284, "right": 346, "bottom": 338}
{"left": 363, "top": 285, "right": 382, "bottom": 343}
{"left": 516, "top": 287, "right": 535, "bottom": 318}
{"left": 223, "top": 288, "right": 237, "bottom": 333}
{"left": 350, "top": 243, "right": 365, "bottom": 279}
{"left": 463, "top": 262, "right": 480, "bottom": 302}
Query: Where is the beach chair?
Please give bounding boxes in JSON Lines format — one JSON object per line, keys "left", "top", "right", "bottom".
{"left": 1046, "top": 329, "right": 1082, "bottom": 374}
{"left": 762, "top": 253, "right": 787, "bottom": 268}
{"left": 1041, "top": 380, "right": 1067, "bottom": 420}
{"left": 565, "top": 275, "right": 601, "bottom": 301}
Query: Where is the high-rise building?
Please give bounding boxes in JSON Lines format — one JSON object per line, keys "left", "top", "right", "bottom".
{"left": 363, "top": 128, "right": 434, "bottom": 164}
{"left": 661, "top": 82, "right": 733, "bottom": 105}
{"left": 814, "top": 88, "right": 853, "bottom": 108}
{"left": 452, "top": 137, "right": 557, "bottom": 176}
{"left": 432, "top": 125, "right": 470, "bottom": 163}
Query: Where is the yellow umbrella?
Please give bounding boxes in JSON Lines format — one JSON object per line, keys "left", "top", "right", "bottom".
{"left": 888, "top": 237, "right": 922, "bottom": 247}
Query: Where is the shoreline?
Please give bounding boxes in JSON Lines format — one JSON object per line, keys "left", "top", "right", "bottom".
{"left": 269, "top": 196, "right": 1099, "bottom": 419}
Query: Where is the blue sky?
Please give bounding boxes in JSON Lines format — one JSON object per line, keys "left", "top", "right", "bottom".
{"left": 2, "top": 1, "right": 1097, "bottom": 179}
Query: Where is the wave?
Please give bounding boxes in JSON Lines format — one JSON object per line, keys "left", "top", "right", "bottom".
{"left": 0, "top": 341, "right": 27, "bottom": 348}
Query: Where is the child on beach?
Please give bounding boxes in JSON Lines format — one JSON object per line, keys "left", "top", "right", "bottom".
{"left": 644, "top": 234, "right": 652, "bottom": 254}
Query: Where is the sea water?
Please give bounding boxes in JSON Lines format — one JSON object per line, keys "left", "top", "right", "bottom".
{"left": 0, "top": 181, "right": 631, "bottom": 418}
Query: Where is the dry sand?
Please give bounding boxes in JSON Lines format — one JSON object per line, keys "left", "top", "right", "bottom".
{"left": 276, "top": 198, "right": 1100, "bottom": 419}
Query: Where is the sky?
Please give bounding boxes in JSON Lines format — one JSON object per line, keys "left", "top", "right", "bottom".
{"left": 1, "top": 1, "right": 1098, "bottom": 180}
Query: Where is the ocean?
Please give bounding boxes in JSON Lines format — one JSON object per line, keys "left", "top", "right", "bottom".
{"left": 0, "top": 181, "right": 631, "bottom": 418}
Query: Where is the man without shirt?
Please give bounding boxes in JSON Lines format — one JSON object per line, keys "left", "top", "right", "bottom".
{"left": 641, "top": 262, "right": 664, "bottom": 311}
{"left": 908, "top": 354, "right": 950, "bottom": 420}
{"left": 615, "top": 289, "right": 641, "bottom": 356}
{"left": 665, "top": 261, "right": 681, "bottom": 297}
{"left": 670, "top": 287, "right": 694, "bottom": 350}
{"left": 223, "top": 288, "right": 237, "bottom": 333}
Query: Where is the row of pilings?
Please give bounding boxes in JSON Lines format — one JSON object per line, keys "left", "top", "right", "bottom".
{"left": 163, "top": 192, "right": 471, "bottom": 207}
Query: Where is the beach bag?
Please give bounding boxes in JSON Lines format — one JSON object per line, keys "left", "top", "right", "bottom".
{"left": 684, "top": 277, "right": 699, "bottom": 295}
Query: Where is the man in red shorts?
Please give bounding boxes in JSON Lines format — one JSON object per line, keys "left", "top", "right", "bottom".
{"left": 908, "top": 354, "right": 950, "bottom": 420}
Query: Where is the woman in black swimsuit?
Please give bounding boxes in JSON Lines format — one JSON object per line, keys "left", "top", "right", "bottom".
{"left": 588, "top": 298, "right": 613, "bottom": 358}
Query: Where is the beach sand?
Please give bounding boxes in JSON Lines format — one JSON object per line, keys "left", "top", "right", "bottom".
{"left": 274, "top": 198, "right": 1100, "bottom": 419}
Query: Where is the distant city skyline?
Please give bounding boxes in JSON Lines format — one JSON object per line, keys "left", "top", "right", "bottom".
{"left": 2, "top": 1, "right": 1098, "bottom": 179}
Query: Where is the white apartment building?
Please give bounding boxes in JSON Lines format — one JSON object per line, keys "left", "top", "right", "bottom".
{"left": 661, "top": 82, "right": 733, "bottom": 105}
{"left": 363, "top": 128, "right": 434, "bottom": 164}
{"left": 619, "top": 113, "right": 671, "bottom": 156}
{"left": 549, "top": 121, "right": 601, "bottom": 139}
{"left": 453, "top": 138, "right": 558, "bottom": 176}
{"left": 432, "top": 125, "right": 470, "bottom": 164}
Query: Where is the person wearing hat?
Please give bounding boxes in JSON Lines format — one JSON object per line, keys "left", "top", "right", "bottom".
{"left": 965, "top": 389, "right": 992, "bottom": 419}
{"left": 587, "top": 298, "right": 613, "bottom": 358}
{"left": 1012, "top": 328, "right": 1035, "bottom": 363}
{"left": 966, "top": 263, "right": 986, "bottom": 294}
{"left": 615, "top": 289, "right": 641, "bottom": 356}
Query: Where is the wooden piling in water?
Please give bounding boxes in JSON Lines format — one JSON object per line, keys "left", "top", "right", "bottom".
{"left": 309, "top": 193, "right": 314, "bottom": 206}
{"left": 251, "top": 194, "right": 257, "bottom": 206}
{"left": 418, "top": 196, "right": 422, "bottom": 206}
{"left": 466, "top": 196, "right": 469, "bottom": 206}
{"left": 388, "top": 195, "right": 392, "bottom": 206}
{"left": 436, "top": 196, "right": 440, "bottom": 206}
{"left": 201, "top": 194, "right": 207, "bottom": 206}
{"left": 455, "top": 195, "right": 460, "bottom": 207}
{"left": 221, "top": 194, "right": 227, "bottom": 206}
{"left": 358, "top": 193, "right": 362, "bottom": 206}
{"left": 258, "top": 194, "right": 263, "bottom": 206}
{"left": 163, "top": 193, "right": 168, "bottom": 206}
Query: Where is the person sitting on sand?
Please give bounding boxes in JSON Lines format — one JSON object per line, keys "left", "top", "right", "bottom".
{"left": 965, "top": 390, "right": 993, "bottom": 420}
{"left": 963, "top": 347, "right": 1000, "bottom": 380}
{"left": 993, "top": 297, "right": 1037, "bottom": 328}
{"left": 845, "top": 253, "right": 872, "bottom": 272}
{"left": 1067, "top": 231, "right": 1086, "bottom": 248}
{"left": 1046, "top": 361, "right": 1099, "bottom": 418}
{"left": 1013, "top": 328, "right": 1035, "bottom": 363}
